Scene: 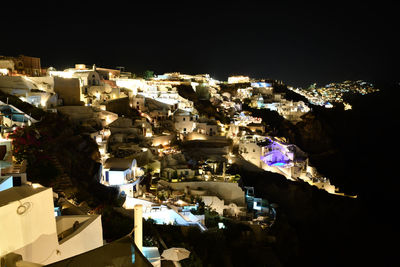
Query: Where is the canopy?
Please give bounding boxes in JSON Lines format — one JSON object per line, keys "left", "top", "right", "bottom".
{"left": 161, "top": 248, "right": 190, "bottom": 262}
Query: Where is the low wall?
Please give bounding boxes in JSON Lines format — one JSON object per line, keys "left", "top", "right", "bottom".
{"left": 159, "top": 180, "right": 245, "bottom": 206}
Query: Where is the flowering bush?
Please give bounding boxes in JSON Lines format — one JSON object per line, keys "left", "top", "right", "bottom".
{"left": 8, "top": 126, "right": 51, "bottom": 164}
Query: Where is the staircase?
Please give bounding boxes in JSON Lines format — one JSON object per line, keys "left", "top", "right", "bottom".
{"left": 48, "top": 155, "right": 75, "bottom": 195}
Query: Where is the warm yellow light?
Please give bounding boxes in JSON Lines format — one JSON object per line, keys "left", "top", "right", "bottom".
{"left": 105, "top": 116, "right": 113, "bottom": 124}
{"left": 0, "top": 69, "right": 9, "bottom": 75}
{"left": 96, "top": 136, "right": 103, "bottom": 143}
{"left": 31, "top": 183, "right": 43, "bottom": 189}
{"left": 102, "top": 129, "right": 111, "bottom": 137}
{"left": 344, "top": 103, "right": 352, "bottom": 110}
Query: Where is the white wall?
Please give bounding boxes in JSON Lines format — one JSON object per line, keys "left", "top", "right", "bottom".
{"left": 0, "top": 187, "right": 58, "bottom": 264}
{"left": 201, "top": 196, "right": 225, "bottom": 215}
{"left": 239, "top": 142, "right": 262, "bottom": 168}
{"left": 107, "top": 170, "right": 126, "bottom": 185}
{"left": 55, "top": 215, "right": 103, "bottom": 264}
{"left": 55, "top": 215, "right": 90, "bottom": 234}
{"left": 174, "top": 115, "right": 196, "bottom": 134}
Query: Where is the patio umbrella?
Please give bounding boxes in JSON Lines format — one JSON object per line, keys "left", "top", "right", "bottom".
{"left": 161, "top": 248, "right": 190, "bottom": 261}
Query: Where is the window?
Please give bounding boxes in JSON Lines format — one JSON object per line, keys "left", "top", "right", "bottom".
{"left": 183, "top": 117, "right": 186, "bottom": 121}
{"left": 183, "top": 128, "right": 186, "bottom": 132}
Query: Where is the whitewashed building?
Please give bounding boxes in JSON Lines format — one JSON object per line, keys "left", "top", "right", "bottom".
{"left": 173, "top": 109, "right": 197, "bottom": 134}
{"left": 195, "top": 121, "right": 218, "bottom": 136}
{"left": 102, "top": 158, "right": 137, "bottom": 186}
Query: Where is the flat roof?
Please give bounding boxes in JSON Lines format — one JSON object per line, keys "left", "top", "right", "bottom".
{"left": 104, "top": 158, "right": 136, "bottom": 169}
{"left": 0, "top": 185, "right": 49, "bottom": 207}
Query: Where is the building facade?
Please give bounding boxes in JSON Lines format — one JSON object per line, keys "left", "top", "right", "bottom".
{"left": 0, "top": 55, "right": 41, "bottom": 76}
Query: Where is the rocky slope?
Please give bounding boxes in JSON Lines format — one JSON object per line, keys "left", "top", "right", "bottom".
{"left": 237, "top": 82, "right": 399, "bottom": 266}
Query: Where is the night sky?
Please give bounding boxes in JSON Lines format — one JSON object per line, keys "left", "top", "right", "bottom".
{"left": 2, "top": 2, "right": 398, "bottom": 87}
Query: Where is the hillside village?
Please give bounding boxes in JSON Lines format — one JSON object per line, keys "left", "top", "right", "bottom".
{"left": 0, "top": 55, "right": 367, "bottom": 266}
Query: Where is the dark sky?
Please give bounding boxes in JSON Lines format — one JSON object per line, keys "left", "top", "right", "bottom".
{"left": 2, "top": 2, "right": 398, "bottom": 87}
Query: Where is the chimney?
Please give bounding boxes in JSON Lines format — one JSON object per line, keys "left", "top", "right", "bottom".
{"left": 134, "top": 204, "right": 143, "bottom": 252}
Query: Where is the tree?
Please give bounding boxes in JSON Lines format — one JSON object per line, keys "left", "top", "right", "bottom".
{"left": 143, "top": 70, "right": 154, "bottom": 80}
{"left": 232, "top": 174, "right": 241, "bottom": 183}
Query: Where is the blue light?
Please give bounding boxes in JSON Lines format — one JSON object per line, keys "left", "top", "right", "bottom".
{"left": 269, "top": 162, "right": 287, "bottom": 167}
{"left": 131, "top": 244, "right": 135, "bottom": 263}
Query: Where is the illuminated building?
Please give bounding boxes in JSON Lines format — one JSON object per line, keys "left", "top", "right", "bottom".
{"left": 95, "top": 67, "right": 121, "bottom": 80}
{"left": 0, "top": 76, "right": 60, "bottom": 108}
{"left": 238, "top": 135, "right": 307, "bottom": 178}
{"left": 173, "top": 109, "right": 197, "bottom": 135}
{"left": 0, "top": 55, "right": 42, "bottom": 77}
{"left": 49, "top": 64, "right": 129, "bottom": 105}
{"left": 0, "top": 100, "right": 38, "bottom": 127}
{"left": 195, "top": 120, "right": 218, "bottom": 136}
{"left": 228, "top": 76, "right": 250, "bottom": 84}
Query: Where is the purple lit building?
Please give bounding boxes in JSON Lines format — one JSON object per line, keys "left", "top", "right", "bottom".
{"left": 238, "top": 135, "right": 307, "bottom": 179}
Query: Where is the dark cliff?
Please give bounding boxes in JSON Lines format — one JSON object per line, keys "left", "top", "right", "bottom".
{"left": 239, "top": 81, "right": 399, "bottom": 266}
